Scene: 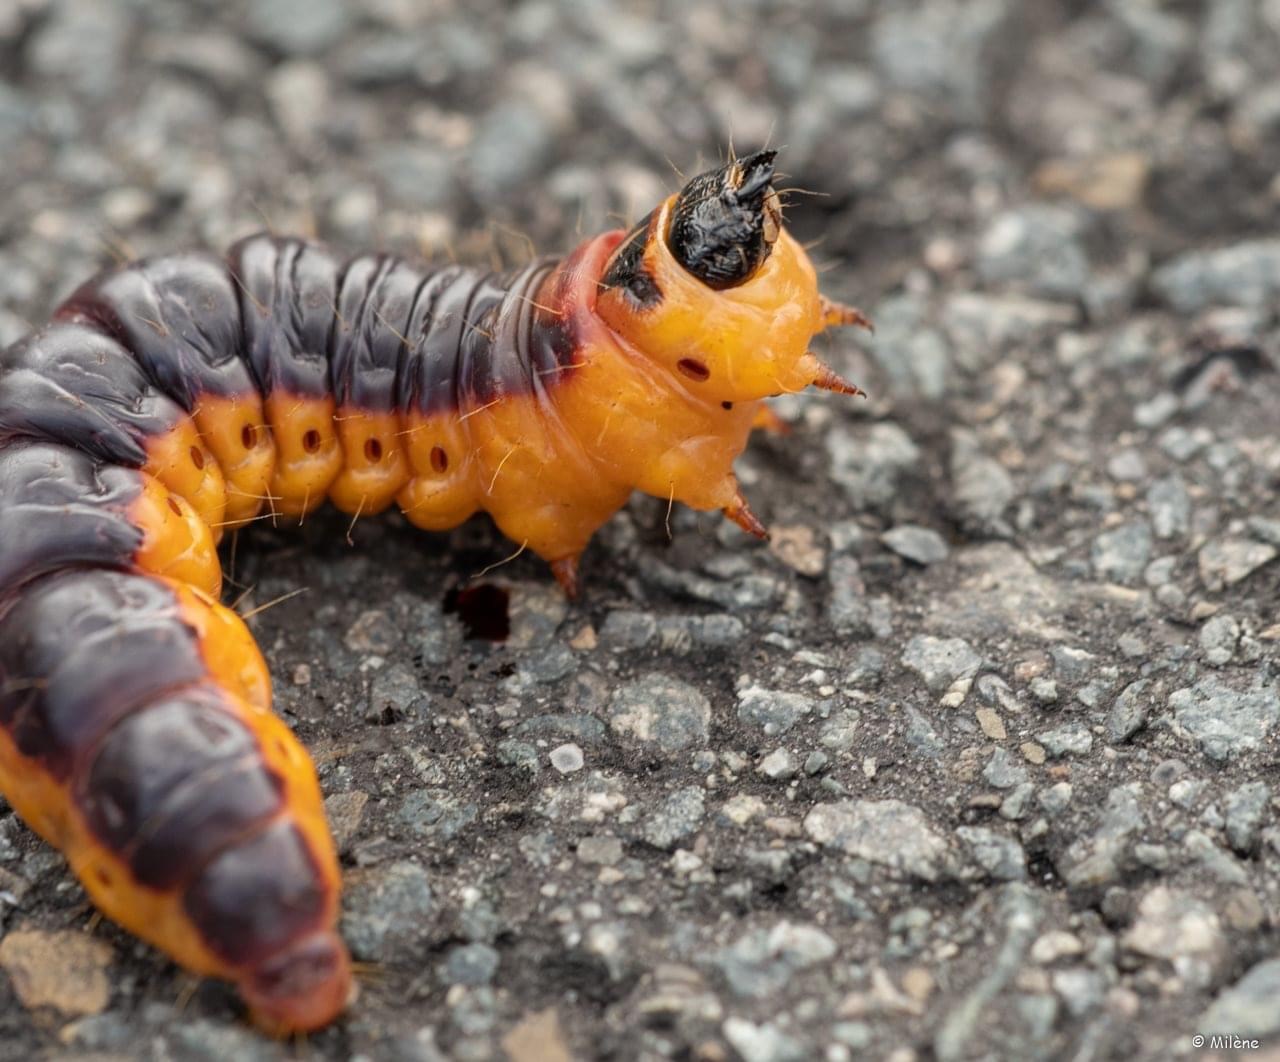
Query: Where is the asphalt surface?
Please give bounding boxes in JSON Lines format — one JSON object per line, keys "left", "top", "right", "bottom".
{"left": 0, "top": 1, "right": 1278, "bottom": 1060}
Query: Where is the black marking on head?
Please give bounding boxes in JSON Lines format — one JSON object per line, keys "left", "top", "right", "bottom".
{"left": 667, "top": 150, "right": 780, "bottom": 289}
{"left": 600, "top": 212, "right": 662, "bottom": 309}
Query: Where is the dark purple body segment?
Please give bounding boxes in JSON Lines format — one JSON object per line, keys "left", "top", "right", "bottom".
{"left": 184, "top": 818, "right": 327, "bottom": 965}
{"left": 0, "top": 441, "right": 144, "bottom": 597}
{"left": 0, "top": 323, "right": 185, "bottom": 467}
{"left": 227, "top": 233, "right": 572, "bottom": 415}
{"left": 52, "top": 234, "right": 573, "bottom": 421}
{"left": 330, "top": 253, "right": 424, "bottom": 412}
{"left": 82, "top": 687, "right": 285, "bottom": 891}
{"left": 455, "top": 259, "right": 574, "bottom": 411}
{"left": 0, "top": 569, "right": 207, "bottom": 778}
{"left": 228, "top": 236, "right": 339, "bottom": 400}
{"left": 57, "top": 253, "right": 254, "bottom": 411}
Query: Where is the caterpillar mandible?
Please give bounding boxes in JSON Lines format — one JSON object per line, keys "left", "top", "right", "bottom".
{"left": 0, "top": 150, "right": 869, "bottom": 1033}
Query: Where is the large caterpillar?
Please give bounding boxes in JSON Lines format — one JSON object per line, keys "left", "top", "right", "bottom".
{"left": 0, "top": 151, "right": 867, "bottom": 1033}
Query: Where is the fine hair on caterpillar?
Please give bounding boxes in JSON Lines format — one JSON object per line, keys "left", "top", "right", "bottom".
{"left": 0, "top": 150, "right": 870, "bottom": 1034}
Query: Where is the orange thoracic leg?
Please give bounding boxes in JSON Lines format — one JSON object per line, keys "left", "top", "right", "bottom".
{"left": 820, "top": 294, "right": 875, "bottom": 333}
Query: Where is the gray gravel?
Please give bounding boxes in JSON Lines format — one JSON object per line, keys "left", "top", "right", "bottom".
{"left": 1, "top": 1, "right": 1279, "bottom": 1060}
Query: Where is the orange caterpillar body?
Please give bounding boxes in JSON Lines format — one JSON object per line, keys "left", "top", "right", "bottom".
{"left": 0, "top": 151, "right": 867, "bottom": 1032}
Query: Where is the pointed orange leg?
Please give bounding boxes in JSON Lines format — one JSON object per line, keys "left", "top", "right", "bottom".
{"left": 723, "top": 490, "right": 769, "bottom": 540}
{"left": 810, "top": 361, "right": 867, "bottom": 398}
{"left": 751, "top": 406, "right": 792, "bottom": 436}
{"left": 820, "top": 295, "right": 874, "bottom": 333}
{"left": 550, "top": 555, "right": 581, "bottom": 600}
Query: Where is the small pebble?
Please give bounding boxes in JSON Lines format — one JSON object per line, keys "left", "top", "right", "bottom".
{"left": 549, "top": 743, "right": 584, "bottom": 774}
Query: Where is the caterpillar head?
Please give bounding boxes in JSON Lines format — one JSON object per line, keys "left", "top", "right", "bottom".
{"left": 666, "top": 149, "right": 782, "bottom": 288}
{"left": 596, "top": 150, "right": 865, "bottom": 403}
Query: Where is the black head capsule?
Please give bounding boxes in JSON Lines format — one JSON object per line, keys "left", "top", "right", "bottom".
{"left": 666, "top": 150, "right": 782, "bottom": 289}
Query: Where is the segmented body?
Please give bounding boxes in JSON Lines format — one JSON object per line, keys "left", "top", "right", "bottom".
{"left": 0, "top": 152, "right": 863, "bottom": 1032}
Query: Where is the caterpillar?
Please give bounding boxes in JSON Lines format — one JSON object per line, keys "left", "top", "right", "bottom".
{"left": 0, "top": 150, "right": 868, "bottom": 1033}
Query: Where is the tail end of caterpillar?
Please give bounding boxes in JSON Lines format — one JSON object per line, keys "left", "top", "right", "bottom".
{"left": 550, "top": 554, "right": 582, "bottom": 600}
{"left": 819, "top": 295, "right": 874, "bottom": 334}
{"left": 242, "top": 930, "right": 353, "bottom": 1036}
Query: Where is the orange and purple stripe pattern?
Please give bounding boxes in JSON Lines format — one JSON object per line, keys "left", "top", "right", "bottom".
{"left": 0, "top": 152, "right": 865, "bottom": 1032}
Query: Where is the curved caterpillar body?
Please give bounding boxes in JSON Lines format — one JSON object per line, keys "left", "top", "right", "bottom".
{"left": 0, "top": 151, "right": 867, "bottom": 1033}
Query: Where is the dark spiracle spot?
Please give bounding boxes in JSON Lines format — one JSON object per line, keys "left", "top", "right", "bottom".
{"left": 241, "top": 423, "right": 257, "bottom": 449}
{"left": 677, "top": 358, "right": 710, "bottom": 382}
{"left": 189, "top": 446, "right": 205, "bottom": 470}
{"left": 443, "top": 584, "right": 510, "bottom": 642}
{"left": 721, "top": 401, "right": 734, "bottom": 410}
{"left": 302, "top": 429, "right": 322, "bottom": 453}
{"left": 364, "top": 437, "right": 383, "bottom": 462}
{"left": 430, "top": 446, "right": 449, "bottom": 474}
{"left": 167, "top": 497, "right": 182, "bottom": 517}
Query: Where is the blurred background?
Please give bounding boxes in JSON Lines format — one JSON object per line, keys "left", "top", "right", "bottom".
{"left": 1, "top": 1, "right": 1279, "bottom": 1060}
{"left": 2, "top": 0, "right": 1276, "bottom": 331}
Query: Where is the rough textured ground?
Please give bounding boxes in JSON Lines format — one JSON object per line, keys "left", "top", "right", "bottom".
{"left": 1, "top": 0, "right": 1279, "bottom": 1059}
